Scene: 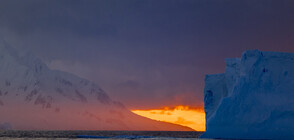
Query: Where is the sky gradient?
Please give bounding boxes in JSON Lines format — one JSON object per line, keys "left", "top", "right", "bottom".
{"left": 1, "top": 0, "right": 294, "bottom": 109}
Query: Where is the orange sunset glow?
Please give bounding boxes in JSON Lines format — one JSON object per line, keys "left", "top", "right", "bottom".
{"left": 131, "top": 105, "right": 206, "bottom": 131}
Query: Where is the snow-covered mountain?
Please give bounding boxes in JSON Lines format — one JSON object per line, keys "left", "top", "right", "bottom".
{"left": 0, "top": 41, "right": 193, "bottom": 131}
{"left": 201, "top": 50, "right": 294, "bottom": 139}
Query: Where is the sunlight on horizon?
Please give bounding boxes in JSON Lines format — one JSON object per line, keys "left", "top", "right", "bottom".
{"left": 131, "top": 105, "right": 206, "bottom": 131}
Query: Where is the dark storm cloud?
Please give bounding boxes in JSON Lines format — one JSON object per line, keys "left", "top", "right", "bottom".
{"left": 1, "top": 0, "right": 294, "bottom": 109}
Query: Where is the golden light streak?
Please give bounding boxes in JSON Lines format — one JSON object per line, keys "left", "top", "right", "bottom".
{"left": 131, "top": 105, "right": 205, "bottom": 131}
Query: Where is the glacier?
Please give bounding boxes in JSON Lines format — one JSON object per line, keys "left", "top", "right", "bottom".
{"left": 201, "top": 50, "right": 294, "bottom": 139}
{"left": 0, "top": 40, "right": 193, "bottom": 131}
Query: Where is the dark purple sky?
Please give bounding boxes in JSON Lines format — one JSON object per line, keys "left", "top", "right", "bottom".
{"left": 1, "top": 0, "right": 294, "bottom": 109}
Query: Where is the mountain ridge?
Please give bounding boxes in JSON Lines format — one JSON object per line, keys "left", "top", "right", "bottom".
{"left": 0, "top": 41, "right": 193, "bottom": 131}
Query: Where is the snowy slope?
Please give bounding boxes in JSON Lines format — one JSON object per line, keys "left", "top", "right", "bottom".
{"left": 202, "top": 50, "right": 294, "bottom": 139}
{"left": 0, "top": 41, "right": 193, "bottom": 131}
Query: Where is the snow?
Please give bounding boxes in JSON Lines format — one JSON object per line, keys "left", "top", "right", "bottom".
{"left": 0, "top": 40, "right": 192, "bottom": 131}
{"left": 202, "top": 50, "right": 294, "bottom": 139}
{"left": 0, "top": 40, "right": 110, "bottom": 106}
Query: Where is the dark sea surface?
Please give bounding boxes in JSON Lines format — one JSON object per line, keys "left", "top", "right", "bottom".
{"left": 0, "top": 130, "right": 203, "bottom": 139}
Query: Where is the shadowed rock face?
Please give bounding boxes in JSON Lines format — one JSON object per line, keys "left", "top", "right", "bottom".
{"left": 0, "top": 41, "right": 193, "bottom": 131}
{"left": 202, "top": 50, "right": 294, "bottom": 139}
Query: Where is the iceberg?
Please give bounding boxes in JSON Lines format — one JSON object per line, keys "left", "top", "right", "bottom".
{"left": 202, "top": 50, "right": 294, "bottom": 139}
{"left": 0, "top": 122, "right": 11, "bottom": 130}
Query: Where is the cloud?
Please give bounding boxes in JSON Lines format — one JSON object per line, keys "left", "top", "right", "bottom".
{"left": 174, "top": 117, "right": 195, "bottom": 125}
{"left": 117, "top": 80, "right": 140, "bottom": 90}
{"left": 1, "top": 0, "right": 294, "bottom": 109}
{"left": 47, "top": 59, "right": 92, "bottom": 80}
{"left": 132, "top": 105, "right": 205, "bottom": 131}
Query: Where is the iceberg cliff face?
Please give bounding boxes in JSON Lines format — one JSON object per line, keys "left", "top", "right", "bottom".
{"left": 202, "top": 50, "right": 294, "bottom": 139}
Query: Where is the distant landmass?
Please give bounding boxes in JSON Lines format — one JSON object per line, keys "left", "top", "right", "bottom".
{"left": 0, "top": 40, "right": 193, "bottom": 131}
{"left": 202, "top": 50, "right": 294, "bottom": 139}
{"left": 0, "top": 130, "right": 203, "bottom": 138}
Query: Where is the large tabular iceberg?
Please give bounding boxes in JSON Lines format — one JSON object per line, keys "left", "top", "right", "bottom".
{"left": 201, "top": 50, "right": 294, "bottom": 139}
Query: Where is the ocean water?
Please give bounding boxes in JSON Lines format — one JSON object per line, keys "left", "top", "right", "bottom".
{"left": 0, "top": 130, "right": 203, "bottom": 139}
